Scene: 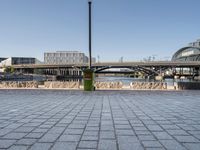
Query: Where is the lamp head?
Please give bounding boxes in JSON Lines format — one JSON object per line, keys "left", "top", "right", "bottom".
{"left": 88, "top": 0, "right": 92, "bottom": 3}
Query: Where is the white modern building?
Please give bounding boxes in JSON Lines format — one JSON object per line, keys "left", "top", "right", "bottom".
{"left": 0, "top": 57, "right": 41, "bottom": 67}
{"left": 44, "top": 51, "right": 90, "bottom": 64}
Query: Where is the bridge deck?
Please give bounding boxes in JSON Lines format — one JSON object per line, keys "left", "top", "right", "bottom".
{"left": 6, "top": 61, "right": 200, "bottom": 69}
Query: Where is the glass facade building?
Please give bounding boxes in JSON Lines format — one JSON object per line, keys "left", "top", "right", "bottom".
{"left": 0, "top": 57, "right": 39, "bottom": 67}
{"left": 172, "top": 39, "right": 200, "bottom": 61}
{"left": 172, "top": 47, "right": 200, "bottom": 61}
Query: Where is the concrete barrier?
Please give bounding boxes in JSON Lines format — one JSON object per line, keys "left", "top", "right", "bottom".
{"left": 44, "top": 81, "right": 80, "bottom": 89}
{"left": 95, "top": 82, "right": 123, "bottom": 89}
{"left": 0, "top": 81, "right": 38, "bottom": 88}
{"left": 130, "top": 82, "right": 167, "bottom": 90}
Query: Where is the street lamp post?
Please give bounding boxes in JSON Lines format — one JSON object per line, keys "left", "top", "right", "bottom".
{"left": 83, "top": 0, "right": 95, "bottom": 91}
{"left": 88, "top": 0, "right": 92, "bottom": 69}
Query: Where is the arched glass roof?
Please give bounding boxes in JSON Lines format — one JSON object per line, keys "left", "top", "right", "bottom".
{"left": 172, "top": 47, "right": 200, "bottom": 61}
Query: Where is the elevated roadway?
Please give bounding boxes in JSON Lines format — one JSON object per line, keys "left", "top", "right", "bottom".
{"left": 8, "top": 61, "right": 200, "bottom": 69}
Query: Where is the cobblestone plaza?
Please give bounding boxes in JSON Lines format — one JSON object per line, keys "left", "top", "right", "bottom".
{"left": 0, "top": 90, "right": 200, "bottom": 150}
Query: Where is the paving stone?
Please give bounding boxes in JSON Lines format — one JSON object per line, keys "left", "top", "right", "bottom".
{"left": 14, "top": 127, "right": 35, "bottom": 133}
{"left": 29, "top": 143, "right": 53, "bottom": 150}
{"left": 5, "top": 123, "right": 23, "bottom": 129}
{"left": 142, "top": 140, "right": 163, "bottom": 148}
{"left": 160, "top": 140, "right": 187, "bottom": 150}
{"left": 117, "top": 135, "right": 139, "bottom": 143}
{"left": 64, "top": 129, "right": 84, "bottom": 135}
{"left": 25, "top": 132, "right": 44, "bottom": 139}
{"left": 138, "top": 135, "right": 157, "bottom": 141}
{"left": 174, "top": 135, "right": 200, "bottom": 143}
{"left": 51, "top": 142, "right": 77, "bottom": 150}
{"left": 81, "top": 135, "right": 98, "bottom": 141}
{"left": 100, "top": 131, "right": 115, "bottom": 139}
{"left": 3, "top": 132, "right": 27, "bottom": 140}
{"left": 146, "top": 125, "right": 163, "bottom": 131}
{"left": 58, "top": 134, "right": 81, "bottom": 142}
{"left": 98, "top": 140, "right": 117, "bottom": 150}
{"left": 183, "top": 143, "right": 200, "bottom": 150}
{"left": 78, "top": 141, "right": 98, "bottom": 149}
{"left": 0, "top": 128, "right": 13, "bottom": 136}
{"left": 16, "top": 138, "right": 37, "bottom": 145}
{"left": 39, "top": 133, "right": 60, "bottom": 142}
{"left": 83, "top": 131, "right": 99, "bottom": 136}
{"left": 0, "top": 139, "right": 16, "bottom": 149}
{"left": 8, "top": 145, "right": 29, "bottom": 150}
{"left": 167, "top": 129, "right": 189, "bottom": 136}
{"left": 47, "top": 127, "right": 65, "bottom": 134}
{"left": 152, "top": 131, "right": 173, "bottom": 140}
{"left": 116, "top": 129, "right": 135, "bottom": 136}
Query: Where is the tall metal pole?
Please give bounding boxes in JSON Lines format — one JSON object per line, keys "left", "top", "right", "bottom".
{"left": 88, "top": 0, "right": 92, "bottom": 69}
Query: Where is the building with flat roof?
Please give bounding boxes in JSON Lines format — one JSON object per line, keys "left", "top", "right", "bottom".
{"left": 44, "top": 51, "right": 89, "bottom": 64}
{"left": 0, "top": 58, "right": 7, "bottom": 63}
{"left": 172, "top": 39, "right": 200, "bottom": 61}
{"left": 0, "top": 57, "right": 41, "bottom": 67}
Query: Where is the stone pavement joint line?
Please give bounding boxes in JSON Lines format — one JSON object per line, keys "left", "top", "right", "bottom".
{"left": 0, "top": 90, "right": 200, "bottom": 150}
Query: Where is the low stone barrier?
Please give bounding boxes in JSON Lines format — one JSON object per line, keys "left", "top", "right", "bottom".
{"left": 44, "top": 81, "right": 80, "bottom": 89}
{"left": 95, "top": 81, "right": 123, "bottom": 89}
{"left": 0, "top": 81, "right": 38, "bottom": 88}
{"left": 130, "top": 82, "right": 167, "bottom": 90}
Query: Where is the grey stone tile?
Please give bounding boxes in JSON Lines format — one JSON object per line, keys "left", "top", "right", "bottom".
{"left": 32, "top": 128, "right": 49, "bottom": 133}
{"left": 39, "top": 133, "right": 60, "bottom": 142}
{"left": 142, "top": 141, "right": 163, "bottom": 148}
{"left": 25, "top": 132, "right": 44, "bottom": 139}
{"left": 0, "top": 128, "right": 13, "bottom": 136}
{"left": 68, "top": 124, "right": 85, "bottom": 129}
{"left": 174, "top": 135, "right": 200, "bottom": 143}
{"left": 100, "top": 131, "right": 115, "bottom": 139}
{"left": 47, "top": 127, "right": 65, "bottom": 134}
{"left": 167, "top": 129, "right": 189, "bottom": 136}
{"left": 152, "top": 131, "right": 173, "bottom": 140}
{"left": 116, "top": 129, "right": 135, "bottom": 136}
{"left": 100, "top": 125, "right": 114, "bottom": 131}
{"left": 98, "top": 140, "right": 117, "bottom": 150}
{"left": 64, "top": 129, "right": 84, "bottom": 135}
{"left": 51, "top": 142, "right": 77, "bottom": 150}
{"left": 29, "top": 143, "right": 53, "bottom": 150}
{"left": 146, "top": 125, "right": 163, "bottom": 131}
{"left": 58, "top": 134, "right": 81, "bottom": 142}
{"left": 183, "top": 143, "right": 200, "bottom": 150}
{"left": 16, "top": 138, "right": 37, "bottom": 145}
{"left": 119, "top": 142, "right": 144, "bottom": 150}
{"left": 81, "top": 135, "right": 98, "bottom": 141}
{"left": 117, "top": 135, "right": 139, "bottom": 143}
{"left": 5, "top": 123, "right": 23, "bottom": 129}
{"left": 3, "top": 132, "right": 27, "bottom": 140}
{"left": 138, "top": 135, "right": 157, "bottom": 141}
{"left": 160, "top": 140, "right": 187, "bottom": 150}
{"left": 0, "top": 139, "right": 16, "bottom": 149}
{"left": 83, "top": 131, "right": 99, "bottom": 136}
{"left": 8, "top": 145, "right": 29, "bottom": 150}
{"left": 14, "top": 127, "right": 35, "bottom": 133}
{"left": 78, "top": 141, "right": 97, "bottom": 149}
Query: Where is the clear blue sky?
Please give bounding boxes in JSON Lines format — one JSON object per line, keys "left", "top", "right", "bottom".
{"left": 0, "top": 0, "right": 200, "bottom": 62}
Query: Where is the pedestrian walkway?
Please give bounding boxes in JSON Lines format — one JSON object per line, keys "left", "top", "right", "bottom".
{"left": 0, "top": 90, "right": 200, "bottom": 150}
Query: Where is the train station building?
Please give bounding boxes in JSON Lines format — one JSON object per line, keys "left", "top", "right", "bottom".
{"left": 172, "top": 39, "right": 200, "bottom": 61}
